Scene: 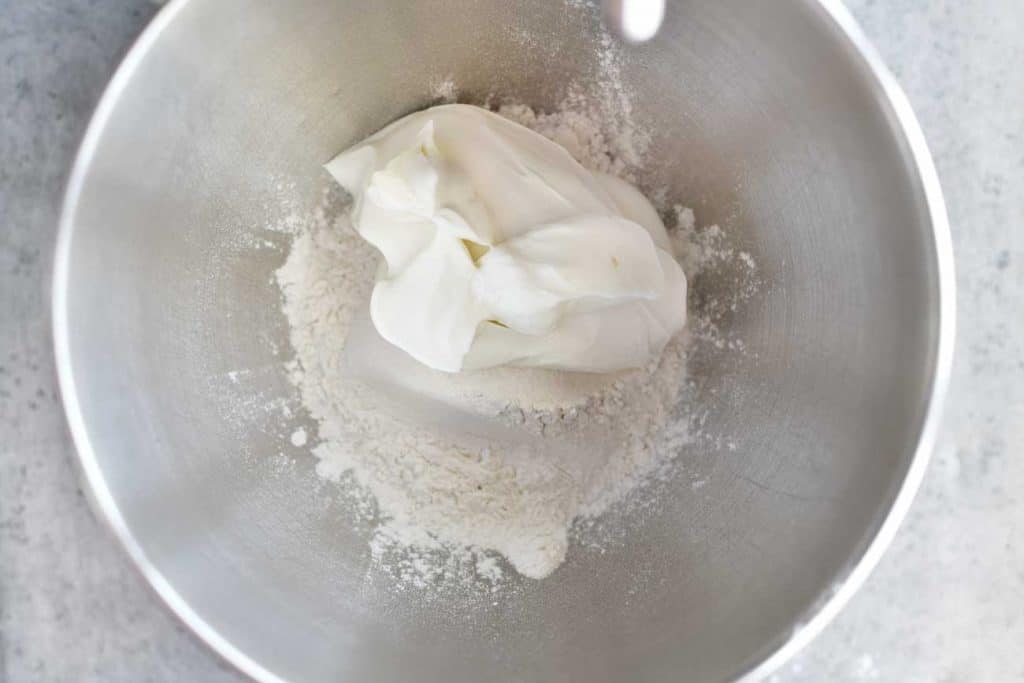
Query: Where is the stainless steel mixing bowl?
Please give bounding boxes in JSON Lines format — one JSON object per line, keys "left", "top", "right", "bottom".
{"left": 53, "top": 1, "right": 954, "bottom": 681}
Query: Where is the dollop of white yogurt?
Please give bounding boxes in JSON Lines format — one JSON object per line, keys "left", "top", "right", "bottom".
{"left": 326, "top": 104, "right": 686, "bottom": 373}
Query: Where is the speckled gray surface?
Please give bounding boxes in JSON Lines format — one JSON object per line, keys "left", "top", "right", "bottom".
{"left": 1, "top": 1, "right": 1021, "bottom": 681}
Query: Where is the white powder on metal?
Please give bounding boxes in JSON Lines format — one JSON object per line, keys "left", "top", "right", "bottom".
{"left": 275, "top": 101, "right": 739, "bottom": 583}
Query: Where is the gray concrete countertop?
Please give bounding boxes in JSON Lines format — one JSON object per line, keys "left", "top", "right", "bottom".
{"left": 2, "top": 1, "right": 1021, "bottom": 681}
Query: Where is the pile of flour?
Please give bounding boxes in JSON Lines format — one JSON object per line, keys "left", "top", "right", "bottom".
{"left": 275, "top": 104, "right": 718, "bottom": 582}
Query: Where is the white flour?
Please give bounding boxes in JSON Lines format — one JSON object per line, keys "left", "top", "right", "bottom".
{"left": 275, "top": 102, "right": 738, "bottom": 583}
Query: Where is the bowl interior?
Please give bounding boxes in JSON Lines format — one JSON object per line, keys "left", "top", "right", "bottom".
{"left": 58, "top": 1, "right": 944, "bottom": 681}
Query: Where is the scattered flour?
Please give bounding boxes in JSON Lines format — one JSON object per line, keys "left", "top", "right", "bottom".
{"left": 273, "top": 95, "right": 754, "bottom": 585}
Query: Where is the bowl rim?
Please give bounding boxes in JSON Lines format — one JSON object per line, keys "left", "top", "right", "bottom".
{"left": 51, "top": 1, "right": 955, "bottom": 681}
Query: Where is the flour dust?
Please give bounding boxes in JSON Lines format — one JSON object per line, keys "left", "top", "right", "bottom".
{"left": 267, "top": 88, "right": 758, "bottom": 589}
